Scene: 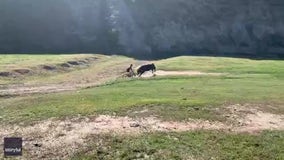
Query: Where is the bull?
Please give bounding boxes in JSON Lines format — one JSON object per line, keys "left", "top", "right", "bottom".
{"left": 137, "top": 63, "right": 156, "bottom": 77}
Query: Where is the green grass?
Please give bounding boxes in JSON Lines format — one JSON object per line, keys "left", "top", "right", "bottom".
{"left": 1, "top": 75, "right": 283, "bottom": 124}
{"left": 156, "top": 56, "right": 284, "bottom": 78}
{"left": 72, "top": 131, "right": 284, "bottom": 160}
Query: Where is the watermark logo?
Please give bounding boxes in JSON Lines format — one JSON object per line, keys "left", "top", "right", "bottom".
{"left": 3, "top": 137, "right": 22, "bottom": 157}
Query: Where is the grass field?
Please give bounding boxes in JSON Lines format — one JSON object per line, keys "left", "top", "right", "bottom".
{"left": 0, "top": 54, "right": 97, "bottom": 71}
{"left": 0, "top": 54, "right": 283, "bottom": 159}
{"left": 1, "top": 55, "right": 283, "bottom": 124}
{"left": 0, "top": 54, "right": 134, "bottom": 85}
{"left": 1, "top": 75, "right": 284, "bottom": 124}
{"left": 156, "top": 56, "right": 284, "bottom": 78}
{"left": 72, "top": 131, "right": 284, "bottom": 160}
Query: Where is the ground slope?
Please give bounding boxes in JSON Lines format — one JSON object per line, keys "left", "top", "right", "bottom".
{"left": 0, "top": 54, "right": 283, "bottom": 159}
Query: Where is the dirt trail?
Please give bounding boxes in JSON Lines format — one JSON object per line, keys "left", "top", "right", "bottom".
{"left": 155, "top": 70, "right": 224, "bottom": 76}
{"left": 0, "top": 68, "right": 222, "bottom": 96}
{"left": 0, "top": 105, "right": 283, "bottom": 159}
{"left": 141, "top": 70, "right": 225, "bottom": 77}
{"left": 0, "top": 79, "right": 111, "bottom": 97}
{"left": 0, "top": 81, "right": 114, "bottom": 96}
{"left": 0, "top": 84, "right": 76, "bottom": 96}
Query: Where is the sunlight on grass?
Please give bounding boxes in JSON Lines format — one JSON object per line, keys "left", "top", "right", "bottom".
{"left": 156, "top": 56, "right": 284, "bottom": 78}
{"left": 1, "top": 75, "right": 283, "bottom": 124}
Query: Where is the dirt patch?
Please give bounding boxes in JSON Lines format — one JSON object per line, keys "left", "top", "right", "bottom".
{"left": 60, "top": 58, "right": 96, "bottom": 68}
{"left": 237, "top": 112, "right": 284, "bottom": 133}
{"left": 140, "top": 70, "right": 225, "bottom": 78}
{"left": 0, "top": 115, "right": 226, "bottom": 159}
{"left": 0, "top": 71, "right": 15, "bottom": 77}
{"left": 0, "top": 84, "right": 77, "bottom": 96}
{"left": 60, "top": 63, "right": 71, "bottom": 68}
{"left": 78, "top": 60, "right": 88, "bottom": 64}
{"left": 67, "top": 61, "right": 81, "bottom": 65}
{"left": 41, "top": 65, "right": 57, "bottom": 71}
{"left": 85, "top": 57, "right": 98, "bottom": 62}
{"left": 0, "top": 106, "right": 283, "bottom": 159}
{"left": 226, "top": 104, "right": 284, "bottom": 133}
{"left": 13, "top": 69, "right": 32, "bottom": 75}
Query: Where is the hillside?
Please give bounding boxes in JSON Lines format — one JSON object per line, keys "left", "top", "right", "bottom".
{"left": 0, "top": 0, "right": 284, "bottom": 58}
{"left": 0, "top": 54, "right": 283, "bottom": 159}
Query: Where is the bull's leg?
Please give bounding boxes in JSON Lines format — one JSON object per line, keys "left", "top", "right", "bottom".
{"left": 137, "top": 71, "right": 141, "bottom": 77}
{"left": 139, "top": 71, "right": 145, "bottom": 77}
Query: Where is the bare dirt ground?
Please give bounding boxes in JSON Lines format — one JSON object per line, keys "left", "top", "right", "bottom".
{"left": 0, "top": 104, "right": 283, "bottom": 159}
{"left": 140, "top": 70, "right": 225, "bottom": 78}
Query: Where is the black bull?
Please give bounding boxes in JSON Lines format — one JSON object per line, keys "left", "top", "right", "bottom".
{"left": 137, "top": 63, "right": 156, "bottom": 77}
